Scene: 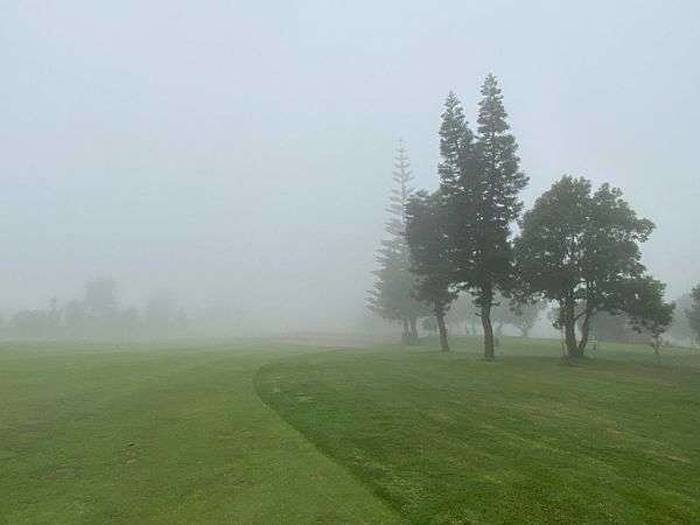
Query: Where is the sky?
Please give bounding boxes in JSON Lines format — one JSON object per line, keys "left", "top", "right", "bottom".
{"left": 1, "top": 1, "right": 699, "bottom": 331}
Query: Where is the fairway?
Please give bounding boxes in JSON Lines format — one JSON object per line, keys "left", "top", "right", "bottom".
{"left": 0, "top": 342, "right": 399, "bottom": 524}
{"left": 3, "top": 338, "right": 699, "bottom": 524}
{"left": 256, "top": 338, "right": 700, "bottom": 523}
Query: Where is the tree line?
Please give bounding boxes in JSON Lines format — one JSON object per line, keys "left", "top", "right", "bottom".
{"left": 370, "top": 74, "right": 690, "bottom": 360}
{"left": 2, "top": 278, "right": 187, "bottom": 340}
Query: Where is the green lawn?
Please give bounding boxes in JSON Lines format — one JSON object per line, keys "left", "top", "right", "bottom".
{"left": 0, "top": 341, "right": 398, "bottom": 524}
{"left": 2, "top": 338, "right": 699, "bottom": 524}
{"left": 256, "top": 337, "right": 700, "bottom": 524}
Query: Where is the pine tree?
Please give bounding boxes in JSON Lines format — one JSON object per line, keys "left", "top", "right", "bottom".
{"left": 438, "top": 76, "right": 528, "bottom": 360}
{"left": 368, "top": 141, "right": 428, "bottom": 343}
{"left": 686, "top": 285, "right": 700, "bottom": 345}
{"left": 405, "top": 190, "right": 458, "bottom": 351}
{"left": 469, "top": 74, "right": 528, "bottom": 359}
{"left": 439, "top": 91, "right": 474, "bottom": 193}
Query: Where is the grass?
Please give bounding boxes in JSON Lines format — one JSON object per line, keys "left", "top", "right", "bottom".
{"left": 0, "top": 341, "right": 399, "bottom": 524}
{"left": 255, "top": 337, "right": 700, "bottom": 524}
{"left": 2, "top": 337, "right": 699, "bottom": 524}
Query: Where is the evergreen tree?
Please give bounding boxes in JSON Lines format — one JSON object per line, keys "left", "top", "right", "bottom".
{"left": 406, "top": 190, "right": 458, "bottom": 351}
{"left": 438, "top": 91, "right": 474, "bottom": 193}
{"left": 438, "top": 76, "right": 527, "bottom": 360}
{"left": 368, "top": 141, "right": 428, "bottom": 343}
{"left": 468, "top": 74, "right": 528, "bottom": 359}
{"left": 686, "top": 285, "right": 700, "bottom": 345}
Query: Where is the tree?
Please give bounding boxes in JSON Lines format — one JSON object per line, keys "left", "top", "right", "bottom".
{"left": 406, "top": 191, "right": 458, "bottom": 351}
{"left": 686, "top": 285, "right": 700, "bottom": 345}
{"left": 368, "top": 141, "right": 428, "bottom": 343}
{"left": 515, "top": 175, "right": 669, "bottom": 358}
{"left": 446, "top": 293, "right": 480, "bottom": 335}
{"left": 84, "top": 277, "right": 118, "bottom": 317}
{"left": 439, "top": 76, "right": 528, "bottom": 360}
{"left": 586, "top": 312, "right": 647, "bottom": 344}
{"left": 496, "top": 297, "right": 547, "bottom": 338}
{"left": 668, "top": 292, "right": 695, "bottom": 344}
{"left": 622, "top": 276, "right": 675, "bottom": 358}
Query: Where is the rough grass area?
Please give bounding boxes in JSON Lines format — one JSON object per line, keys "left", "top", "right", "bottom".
{"left": 255, "top": 337, "right": 700, "bottom": 524}
{"left": 0, "top": 342, "right": 398, "bottom": 524}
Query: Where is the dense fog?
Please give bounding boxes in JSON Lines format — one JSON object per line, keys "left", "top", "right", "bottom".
{"left": 2, "top": 1, "right": 698, "bottom": 337}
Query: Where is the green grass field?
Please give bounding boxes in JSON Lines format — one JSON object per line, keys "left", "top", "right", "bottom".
{"left": 2, "top": 338, "right": 699, "bottom": 523}
{"left": 0, "top": 341, "right": 398, "bottom": 524}
{"left": 255, "top": 338, "right": 700, "bottom": 524}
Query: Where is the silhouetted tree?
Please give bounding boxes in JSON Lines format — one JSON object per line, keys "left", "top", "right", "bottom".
{"left": 446, "top": 294, "right": 480, "bottom": 335}
{"left": 490, "top": 295, "right": 546, "bottom": 338}
{"left": 667, "top": 293, "right": 694, "bottom": 344}
{"left": 368, "top": 141, "right": 428, "bottom": 343}
{"left": 439, "top": 76, "right": 527, "bottom": 360}
{"left": 406, "top": 191, "right": 457, "bottom": 351}
{"left": 622, "top": 276, "right": 675, "bottom": 357}
{"left": 515, "top": 176, "right": 671, "bottom": 358}
{"left": 685, "top": 285, "right": 700, "bottom": 345}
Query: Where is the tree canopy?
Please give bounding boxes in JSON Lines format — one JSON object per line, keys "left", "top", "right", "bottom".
{"left": 515, "top": 175, "right": 672, "bottom": 357}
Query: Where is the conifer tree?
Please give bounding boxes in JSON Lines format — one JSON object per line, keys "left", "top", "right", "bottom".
{"left": 686, "top": 285, "right": 700, "bottom": 345}
{"left": 466, "top": 74, "right": 528, "bottom": 359}
{"left": 406, "top": 190, "right": 457, "bottom": 351}
{"left": 368, "top": 141, "right": 428, "bottom": 343}
{"left": 438, "top": 77, "right": 527, "bottom": 360}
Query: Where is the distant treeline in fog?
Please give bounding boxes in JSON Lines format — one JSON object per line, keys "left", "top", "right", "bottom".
{"left": 0, "top": 278, "right": 188, "bottom": 340}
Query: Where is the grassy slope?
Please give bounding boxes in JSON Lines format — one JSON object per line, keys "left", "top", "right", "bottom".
{"left": 256, "top": 337, "right": 700, "bottom": 524}
{"left": 0, "top": 342, "right": 399, "bottom": 524}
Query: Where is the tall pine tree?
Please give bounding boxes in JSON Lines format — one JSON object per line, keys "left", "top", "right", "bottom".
{"left": 368, "top": 141, "right": 428, "bottom": 343}
{"left": 470, "top": 74, "right": 528, "bottom": 359}
{"left": 439, "top": 76, "right": 528, "bottom": 360}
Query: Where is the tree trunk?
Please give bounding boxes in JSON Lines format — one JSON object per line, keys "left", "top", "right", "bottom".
{"left": 481, "top": 302, "right": 495, "bottom": 360}
{"left": 435, "top": 308, "right": 450, "bottom": 352}
{"left": 578, "top": 310, "right": 592, "bottom": 355}
{"left": 562, "top": 298, "right": 582, "bottom": 358}
{"left": 402, "top": 318, "right": 410, "bottom": 344}
{"left": 409, "top": 316, "right": 418, "bottom": 344}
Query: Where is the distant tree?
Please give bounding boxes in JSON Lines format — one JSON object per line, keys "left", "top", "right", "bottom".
{"left": 368, "top": 141, "right": 429, "bottom": 343}
{"left": 446, "top": 293, "right": 480, "bottom": 335}
{"left": 668, "top": 293, "right": 694, "bottom": 344}
{"left": 10, "top": 297, "right": 62, "bottom": 338}
{"left": 495, "top": 297, "right": 547, "bottom": 338}
{"left": 406, "top": 191, "right": 458, "bottom": 351}
{"left": 515, "top": 176, "right": 671, "bottom": 358}
{"left": 586, "top": 312, "right": 647, "bottom": 344}
{"left": 421, "top": 316, "right": 438, "bottom": 334}
{"left": 686, "top": 285, "right": 700, "bottom": 345}
{"left": 622, "top": 276, "right": 675, "bottom": 358}
{"left": 440, "top": 76, "right": 528, "bottom": 360}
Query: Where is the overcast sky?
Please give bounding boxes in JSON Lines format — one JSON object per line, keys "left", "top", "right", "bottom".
{"left": 2, "top": 1, "right": 699, "bottom": 330}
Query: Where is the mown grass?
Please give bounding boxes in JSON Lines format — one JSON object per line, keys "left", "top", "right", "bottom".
{"left": 0, "top": 341, "right": 399, "bottom": 524}
{"left": 255, "top": 337, "right": 700, "bottom": 524}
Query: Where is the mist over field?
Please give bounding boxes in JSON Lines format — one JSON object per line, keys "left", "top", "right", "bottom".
{"left": 2, "top": 1, "right": 699, "bottom": 335}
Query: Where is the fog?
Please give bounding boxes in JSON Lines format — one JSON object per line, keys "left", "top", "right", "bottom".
{"left": 2, "top": 1, "right": 699, "bottom": 335}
